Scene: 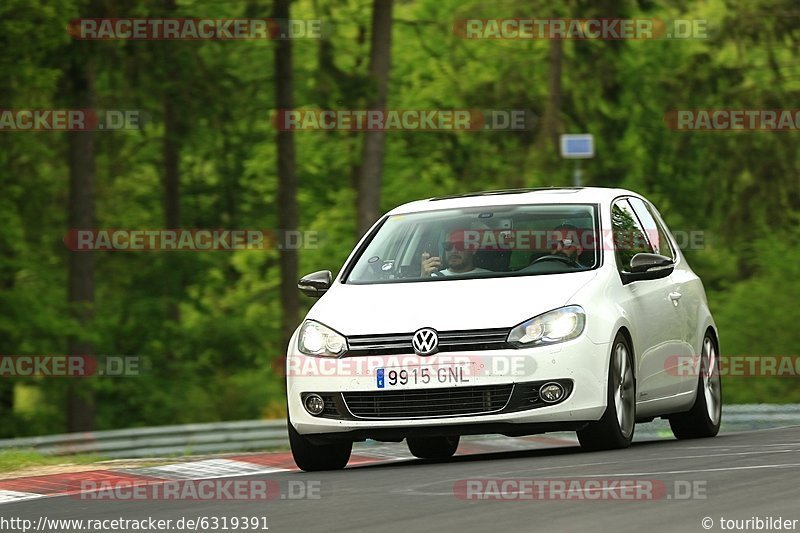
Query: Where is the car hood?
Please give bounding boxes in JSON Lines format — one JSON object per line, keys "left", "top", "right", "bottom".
{"left": 306, "top": 271, "right": 599, "bottom": 335}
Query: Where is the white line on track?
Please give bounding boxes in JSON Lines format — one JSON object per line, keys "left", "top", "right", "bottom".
{"left": 480, "top": 448, "right": 798, "bottom": 478}
{"left": 571, "top": 462, "right": 800, "bottom": 477}
{"left": 392, "top": 460, "right": 800, "bottom": 498}
{"left": 680, "top": 442, "right": 800, "bottom": 449}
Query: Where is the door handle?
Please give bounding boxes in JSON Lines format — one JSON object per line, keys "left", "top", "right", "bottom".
{"left": 669, "top": 292, "right": 682, "bottom": 305}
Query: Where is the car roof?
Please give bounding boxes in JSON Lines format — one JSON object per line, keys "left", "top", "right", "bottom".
{"left": 386, "top": 187, "right": 644, "bottom": 215}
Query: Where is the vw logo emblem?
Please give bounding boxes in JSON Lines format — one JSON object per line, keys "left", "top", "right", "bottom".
{"left": 412, "top": 328, "right": 439, "bottom": 356}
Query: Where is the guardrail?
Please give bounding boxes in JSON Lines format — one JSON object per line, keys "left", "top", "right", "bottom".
{"left": 0, "top": 420, "right": 289, "bottom": 459}
{"left": 0, "top": 404, "right": 797, "bottom": 459}
{"left": 634, "top": 403, "right": 800, "bottom": 438}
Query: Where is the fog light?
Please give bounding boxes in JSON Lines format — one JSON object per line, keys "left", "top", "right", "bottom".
{"left": 539, "top": 382, "right": 564, "bottom": 403}
{"left": 304, "top": 394, "right": 325, "bottom": 416}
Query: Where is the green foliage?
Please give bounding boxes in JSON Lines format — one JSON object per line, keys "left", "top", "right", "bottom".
{"left": 711, "top": 221, "right": 800, "bottom": 403}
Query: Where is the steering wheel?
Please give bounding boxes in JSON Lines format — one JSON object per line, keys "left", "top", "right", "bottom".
{"left": 529, "top": 254, "right": 580, "bottom": 268}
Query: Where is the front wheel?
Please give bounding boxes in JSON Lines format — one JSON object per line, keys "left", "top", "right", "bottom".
{"left": 407, "top": 436, "right": 460, "bottom": 459}
{"left": 669, "top": 334, "right": 722, "bottom": 439}
{"left": 578, "top": 333, "right": 636, "bottom": 451}
{"left": 288, "top": 417, "right": 352, "bottom": 471}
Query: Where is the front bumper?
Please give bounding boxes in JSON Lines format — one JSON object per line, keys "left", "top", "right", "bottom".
{"left": 286, "top": 335, "right": 610, "bottom": 438}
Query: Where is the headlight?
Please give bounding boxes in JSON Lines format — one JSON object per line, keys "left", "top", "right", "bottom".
{"left": 507, "top": 306, "right": 586, "bottom": 347}
{"left": 298, "top": 320, "right": 347, "bottom": 357}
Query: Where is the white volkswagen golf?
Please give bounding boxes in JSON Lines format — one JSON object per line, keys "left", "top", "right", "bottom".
{"left": 286, "top": 187, "right": 721, "bottom": 471}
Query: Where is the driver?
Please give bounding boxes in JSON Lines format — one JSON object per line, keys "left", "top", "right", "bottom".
{"left": 421, "top": 230, "right": 491, "bottom": 277}
{"left": 535, "top": 224, "right": 591, "bottom": 268}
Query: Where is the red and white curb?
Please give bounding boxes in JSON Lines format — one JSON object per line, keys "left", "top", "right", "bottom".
{"left": 0, "top": 490, "right": 43, "bottom": 504}
{"left": 0, "top": 435, "right": 575, "bottom": 505}
{"left": 0, "top": 455, "right": 296, "bottom": 505}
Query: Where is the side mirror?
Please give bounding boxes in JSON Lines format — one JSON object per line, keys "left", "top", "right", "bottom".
{"left": 621, "top": 253, "right": 674, "bottom": 284}
{"left": 298, "top": 270, "right": 332, "bottom": 298}
{"left": 630, "top": 253, "right": 673, "bottom": 273}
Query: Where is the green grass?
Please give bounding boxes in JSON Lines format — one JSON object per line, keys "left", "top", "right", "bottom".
{"left": 0, "top": 447, "right": 291, "bottom": 474}
{"left": 0, "top": 449, "right": 105, "bottom": 473}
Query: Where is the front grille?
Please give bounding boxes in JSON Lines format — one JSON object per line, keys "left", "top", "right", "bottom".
{"left": 342, "top": 383, "right": 514, "bottom": 419}
{"left": 320, "top": 394, "right": 339, "bottom": 417}
{"left": 346, "top": 328, "right": 509, "bottom": 356}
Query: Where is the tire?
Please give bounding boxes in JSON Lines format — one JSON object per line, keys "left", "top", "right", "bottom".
{"left": 578, "top": 333, "right": 636, "bottom": 451}
{"left": 407, "top": 436, "right": 460, "bottom": 460}
{"left": 669, "top": 334, "right": 722, "bottom": 439}
{"left": 288, "top": 416, "right": 352, "bottom": 471}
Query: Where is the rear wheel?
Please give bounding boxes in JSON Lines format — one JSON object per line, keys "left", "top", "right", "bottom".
{"left": 407, "top": 436, "right": 460, "bottom": 459}
{"left": 669, "top": 334, "right": 722, "bottom": 439}
{"left": 578, "top": 333, "right": 636, "bottom": 451}
{"left": 288, "top": 416, "right": 352, "bottom": 471}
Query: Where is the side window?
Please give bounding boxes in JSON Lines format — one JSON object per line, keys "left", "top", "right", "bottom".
{"left": 628, "top": 197, "right": 674, "bottom": 261}
{"left": 645, "top": 202, "right": 676, "bottom": 262}
{"left": 611, "top": 199, "right": 654, "bottom": 273}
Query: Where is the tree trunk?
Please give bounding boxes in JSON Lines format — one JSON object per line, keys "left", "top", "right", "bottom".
{"left": 163, "top": 92, "right": 181, "bottom": 323}
{"left": 274, "top": 0, "right": 300, "bottom": 358}
{"left": 163, "top": 86, "right": 180, "bottom": 228}
{"left": 536, "top": 39, "right": 563, "bottom": 154}
{"left": 357, "top": 0, "right": 393, "bottom": 237}
{"left": 66, "top": 51, "right": 96, "bottom": 432}
{"left": 0, "top": 227, "right": 15, "bottom": 435}
{"left": 162, "top": 0, "right": 181, "bottom": 324}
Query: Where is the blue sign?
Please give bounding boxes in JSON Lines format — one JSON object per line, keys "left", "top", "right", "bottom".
{"left": 560, "top": 134, "right": 594, "bottom": 159}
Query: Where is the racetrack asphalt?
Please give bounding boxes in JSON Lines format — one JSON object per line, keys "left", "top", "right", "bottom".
{"left": 3, "top": 426, "right": 799, "bottom": 533}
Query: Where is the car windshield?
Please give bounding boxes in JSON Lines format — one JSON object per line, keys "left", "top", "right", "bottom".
{"left": 346, "top": 203, "right": 600, "bottom": 284}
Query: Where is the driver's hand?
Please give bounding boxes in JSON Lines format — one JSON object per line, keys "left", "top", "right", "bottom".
{"left": 550, "top": 245, "right": 581, "bottom": 265}
{"left": 552, "top": 241, "right": 581, "bottom": 257}
{"left": 421, "top": 252, "right": 442, "bottom": 277}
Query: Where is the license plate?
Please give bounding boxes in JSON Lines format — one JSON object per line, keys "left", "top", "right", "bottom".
{"left": 376, "top": 365, "right": 471, "bottom": 389}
